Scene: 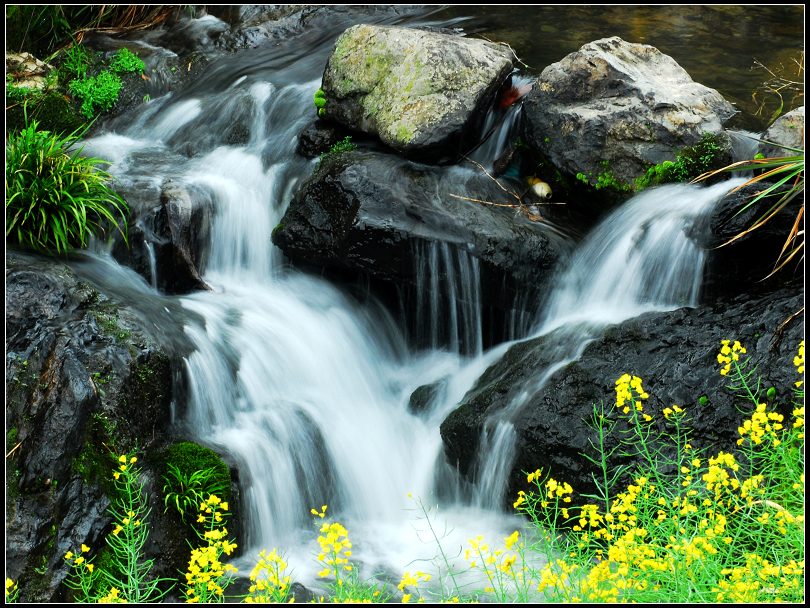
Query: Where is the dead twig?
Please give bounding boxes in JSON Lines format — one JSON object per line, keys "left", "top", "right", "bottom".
{"left": 478, "top": 34, "right": 531, "bottom": 70}
{"left": 6, "top": 441, "right": 23, "bottom": 459}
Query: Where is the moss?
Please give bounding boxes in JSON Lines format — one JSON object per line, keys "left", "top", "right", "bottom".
{"left": 72, "top": 412, "right": 119, "bottom": 495}
{"left": 5, "top": 91, "right": 86, "bottom": 136}
{"left": 160, "top": 441, "right": 232, "bottom": 503}
{"left": 7, "top": 427, "right": 19, "bottom": 451}
{"left": 92, "top": 311, "right": 132, "bottom": 342}
{"left": 635, "top": 132, "right": 729, "bottom": 190}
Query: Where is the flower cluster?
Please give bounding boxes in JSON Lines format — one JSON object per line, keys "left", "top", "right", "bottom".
{"left": 736, "top": 403, "right": 784, "bottom": 446}
{"left": 6, "top": 578, "right": 20, "bottom": 603}
{"left": 397, "top": 570, "right": 431, "bottom": 603}
{"left": 183, "top": 496, "right": 237, "bottom": 603}
{"left": 615, "top": 374, "right": 649, "bottom": 416}
{"left": 465, "top": 531, "right": 529, "bottom": 602}
{"left": 245, "top": 549, "right": 292, "bottom": 603}
{"left": 717, "top": 339, "right": 746, "bottom": 376}
{"left": 794, "top": 340, "right": 804, "bottom": 387}
{"left": 316, "top": 520, "right": 353, "bottom": 578}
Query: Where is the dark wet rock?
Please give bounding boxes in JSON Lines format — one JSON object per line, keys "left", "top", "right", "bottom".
{"left": 111, "top": 179, "right": 212, "bottom": 294}
{"left": 5, "top": 252, "right": 188, "bottom": 602}
{"left": 440, "top": 285, "right": 804, "bottom": 507}
{"left": 273, "top": 149, "right": 575, "bottom": 348}
{"left": 699, "top": 182, "right": 804, "bottom": 299}
{"left": 321, "top": 24, "right": 514, "bottom": 162}
{"left": 296, "top": 120, "right": 355, "bottom": 159}
{"left": 408, "top": 378, "right": 450, "bottom": 415}
{"left": 523, "top": 36, "right": 736, "bottom": 207}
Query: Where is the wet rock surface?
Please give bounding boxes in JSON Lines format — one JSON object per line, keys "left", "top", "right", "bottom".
{"left": 5, "top": 252, "right": 186, "bottom": 601}
{"left": 441, "top": 285, "right": 803, "bottom": 506}
{"left": 273, "top": 149, "right": 575, "bottom": 347}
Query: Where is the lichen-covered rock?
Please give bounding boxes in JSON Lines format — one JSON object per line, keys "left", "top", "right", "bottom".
{"left": 6, "top": 51, "right": 54, "bottom": 90}
{"left": 321, "top": 24, "right": 514, "bottom": 161}
{"left": 759, "top": 106, "right": 804, "bottom": 158}
{"left": 523, "top": 36, "right": 736, "bottom": 191}
{"left": 440, "top": 285, "right": 803, "bottom": 507}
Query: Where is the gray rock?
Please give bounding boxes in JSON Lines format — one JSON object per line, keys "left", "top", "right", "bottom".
{"left": 759, "top": 106, "right": 804, "bottom": 158}
{"left": 523, "top": 36, "right": 737, "bottom": 189}
{"left": 440, "top": 285, "right": 803, "bottom": 507}
{"left": 321, "top": 24, "right": 514, "bottom": 161}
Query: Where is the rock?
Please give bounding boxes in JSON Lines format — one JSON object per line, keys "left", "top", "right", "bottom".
{"left": 408, "top": 378, "right": 449, "bottom": 415}
{"left": 296, "top": 120, "right": 355, "bottom": 159}
{"left": 6, "top": 51, "right": 54, "bottom": 90}
{"left": 321, "top": 24, "right": 514, "bottom": 161}
{"left": 699, "top": 182, "right": 803, "bottom": 298}
{"left": 759, "top": 106, "right": 804, "bottom": 158}
{"left": 5, "top": 252, "right": 184, "bottom": 602}
{"left": 272, "top": 150, "right": 574, "bottom": 349}
{"left": 111, "top": 179, "right": 212, "bottom": 294}
{"left": 440, "top": 285, "right": 803, "bottom": 507}
{"left": 523, "top": 36, "right": 736, "bottom": 196}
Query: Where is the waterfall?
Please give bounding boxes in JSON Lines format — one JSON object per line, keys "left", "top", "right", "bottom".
{"left": 471, "top": 179, "right": 746, "bottom": 507}
{"left": 76, "top": 22, "right": 533, "bottom": 587}
{"left": 412, "top": 240, "right": 483, "bottom": 356}
{"left": 71, "top": 8, "right": 752, "bottom": 591}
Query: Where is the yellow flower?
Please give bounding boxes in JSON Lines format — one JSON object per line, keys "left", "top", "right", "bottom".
{"left": 504, "top": 530, "right": 520, "bottom": 550}
{"left": 118, "top": 455, "right": 128, "bottom": 463}
{"left": 86, "top": 563, "right": 94, "bottom": 573}
{"left": 81, "top": 544, "right": 90, "bottom": 553}
{"left": 64, "top": 551, "right": 74, "bottom": 560}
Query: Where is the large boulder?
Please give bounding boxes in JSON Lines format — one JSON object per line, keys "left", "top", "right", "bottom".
{"left": 523, "top": 36, "right": 737, "bottom": 194}
{"left": 272, "top": 149, "right": 575, "bottom": 350}
{"left": 5, "top": 252, "right": 190, "bottom": 602}
{"left": 759, "top": 106, "right": 804, "bottom": 158}
{"left": 321, "top": 24, "right": 514, "bottom": 161}
{"left": 440, "top": 285, "right": 803, "bottom": 507}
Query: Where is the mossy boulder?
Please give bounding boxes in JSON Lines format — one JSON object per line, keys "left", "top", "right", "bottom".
{"left": 321, "top": 24, "right": 514, "bottom": 162}
{"left": 523, "top": 36, "right": 737, "bottom": 211}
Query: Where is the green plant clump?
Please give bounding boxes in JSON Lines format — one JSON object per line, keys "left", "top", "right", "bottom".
{"left": 5, "top": 115, "right": 129, "bottom": 255}
{"left": 162, "top": 442, "right": 232, "bottom": 507}
{"left": 108, "top": 48, "right": 145, "bottom": 75}
{"left": 635, "top": 132, "right": 727, "bottom": 190}
{"left": 68, "top": 71, "right": 123, "bottom": 119}
{"left": 319, "top": 136, "right": 357, "bottom": 163}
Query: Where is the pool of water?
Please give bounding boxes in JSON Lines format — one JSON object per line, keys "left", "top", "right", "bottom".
{"left": 433, "top": 4, "right": 804, "bottom": 132}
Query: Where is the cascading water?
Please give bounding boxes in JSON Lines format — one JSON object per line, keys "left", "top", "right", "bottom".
{"left": 77, "top": 15, "right": 534, "bottom": 590}
{"left": 70, "top": 7, "right": 752, "bottom": 595}
{"left": 412, "top": 240, "right": 483, "bottom": 356}
{"left": 472, "top": 178, "right": 747, "bottom": 507}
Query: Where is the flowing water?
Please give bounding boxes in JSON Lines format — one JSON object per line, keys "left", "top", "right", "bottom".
{"left": 65, "top": 5, "right": 795, "bottom": 597}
